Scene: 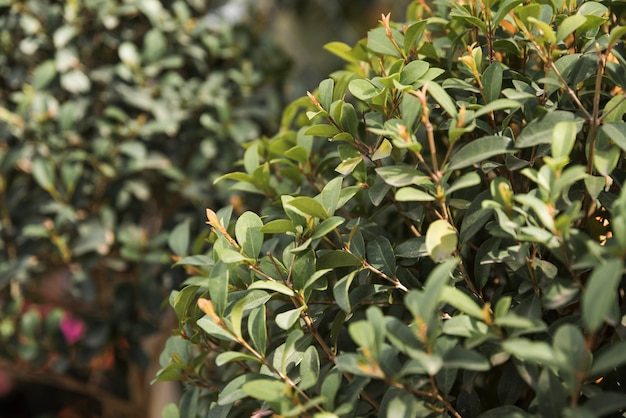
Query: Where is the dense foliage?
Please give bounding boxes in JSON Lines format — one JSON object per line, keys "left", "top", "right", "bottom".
{"left": 0, "top": 0, "right": 287, "bottom": 413}
{"left": 163, "top": 0, "right": 626, "bottom": 417}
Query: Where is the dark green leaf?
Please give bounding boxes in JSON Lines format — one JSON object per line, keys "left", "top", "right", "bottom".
{"left": 582, "top": 259, "right": 623, "bottom": 332}
{"left": 515, "top": 111, "right": 579, "bottom": 148}
{"left": 589, "top": 339, "right": 626, "bottom": 376}
{"left": 483, "top": 62, "right": 503, "bottom": 103}
{"left": 448, "top": 136, "right": 514, "bottom": 170}
{"left": 367, "top": 236, "right": 396, "bottom": 277}
{"left": 248, "top": 305, "right": 267, "bottom": 356}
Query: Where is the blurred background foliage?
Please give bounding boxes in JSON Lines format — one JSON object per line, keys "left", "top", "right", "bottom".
{"left": 0, "top": 0, "right": 401, "bottom": 416}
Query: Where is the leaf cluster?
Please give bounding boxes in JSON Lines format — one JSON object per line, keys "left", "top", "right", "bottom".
{"left": 0, "top": 0, "right": 287, "bottom": 394}
{"left": 164, "top": 1, "right": 626, "bottom": 417}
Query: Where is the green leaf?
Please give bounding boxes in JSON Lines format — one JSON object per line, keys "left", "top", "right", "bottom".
{"left": 299, "top": 346, "right": 321, "bottom": 391}
{"left": 493, "top": 0, "right": 524, "bottom": 26}
{"left": 320, "top": 177, "right": 343, "bottom": 216}
{"left": 376, "top": 165, "right": 429, "bottom": 187}
{"left": 590, "top": 340, "right": 626, "bottom": 376}
{"left": 527, "top": 17, "right": 556, "bottom": 45}
{"left": 551, "top": 121, "right": 579, "bottom": 159}
{"left": 349, "top": 79, "right": 382, "bottom": 102}
{"left": 319, "top": 78, "right": 334, "bottom": 111}
{"left": 403, "top": 21, "right": 428, "bottom": 55}
{"left": 168, "top": 220, "right": 190, "bottom": 257}
{"left": 609, "top": 25, "right": 626, "bottom": 47}
{"left": 501, "top": 338, "right": 557, "bottom": 366}
{"left": 172, "top": 285, "right": 199, "bottom": 321}
{"left": 556, "top": 15, "right": 587, "bottom": 43}
{"left": 248, "top": 305, "right": 267, "bottom": 356}
{"left": 311, "top": 216, "right": 345, "bottom": 240}
{"left": 424, "top": 81, "right": 457, "bottom": 117}
{"left": 288, "top": 196, "right": 330, "bottom": 219}
{"left": 197, "top": 316, "right": 236, "bottom": 342}
{"left": 215, "top": 351, "right": 261, "bottom": 366}
{"left": 161, "top": 403, "right": 180, "bottom": 418}
{"left": 440, "top": 287, "right": 484, "bottom": 319}
{"left": 31, "top": 157, "right": 56, "bottom": 191}
{"left": 235, "top": 211, "right": 264, "bottom": 258}
{"left": 367, "top": 236, "right": 396, "bottom": 277}
{"left": 248, "top": 281, "right": 295, "bottom": 297}
{"left": 515, "top": 111, "right": 579, "bottom": 148}
{"left": 601, "top": 122, "right": 626, "bottom": 153}
{"left": 367, "top": 27, "right": 403, "bottom": 57}
{"left": 583, "top": 392, "right": 626, "bottom": 417}
{"left": 304, "top": 124, "right": 341, "bottom": 138}
{"left": 471, "top": 99, "right": 521, "bottom": 120}
{"left": 348, "top": 320, "right": 376, "bottom": 352}
{"left": 425, "top": 220, "right": 458, "bottom": 262}
{"left": 395, "top": 187, "right": 435, "bottom": 201}
{"left": 31, "top": 60, "right": 57, "bottom": 89}
{"left": 537, "top": 368, "right": 565, "bottom": 417}
{"left": 260, "top": 219, "right": 297, "bottom": 234}
{"left": 482, "top": 62, "right": 503, "bottom": 103}
{"left": 324, "top": 41, "right": 359, "bottom": 63}
{"left": 217, "top": 374, "right": 267, "bottom": 406}
{"left": 446, "top": 172, "right": 481, "bottom": 196}
{"left": 242, "top": 379, "right": 286, "bottom": 402}
{"left": 292, "top": 250, "right": 315, "bottom": 291}
{"left": 582, "top": 259, "right": 623, "bottom": 332}
{"left": 275, "top": 307, "right": 304, "bottom": 330}
{"left": 372, "top": 139, "right": 393, "bottom": 161}
{"left": 448, "top": 136, "right": 514, "bottom": 170}
{"left": 333, "top": 271, "right": 357, "bottom": 312}
{"left": 317, "top": 250, "right": 362, "bottom": 269}
{"left": 400, "top": 60, "right": 430, "bottom": 85}
{"left": 443, "top": 346, "right": 491, "bottom": 371}
{"left": 208, "top": 261, "right": 229, "bottom": 316}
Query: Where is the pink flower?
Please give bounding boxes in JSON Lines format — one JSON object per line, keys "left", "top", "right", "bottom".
{"left": 60, "top": 312, "right": 86, "bottom": 344}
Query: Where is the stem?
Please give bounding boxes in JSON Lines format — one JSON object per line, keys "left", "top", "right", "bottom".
{"left": 586, "top": 45, "right": 607, "bottom": 175}
{"left": 361, "top": 259, "right": 409, "bottom": 292}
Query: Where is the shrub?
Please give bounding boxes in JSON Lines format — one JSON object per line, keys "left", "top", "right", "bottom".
{"left": 0, "top": 0, "right": 287, "bottom": 412}
{"left": 163, "top": 0, "right": 626, "bottom": 416}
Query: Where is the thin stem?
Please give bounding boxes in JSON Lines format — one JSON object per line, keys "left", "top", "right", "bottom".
{"left": 361, "top": 258, "right": 409, "bottom": 292}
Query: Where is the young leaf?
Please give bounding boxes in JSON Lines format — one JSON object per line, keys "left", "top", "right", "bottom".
{"left": 425, "top": 220, "right": 458, "bottom": 262}
{"left": 235, "top": 211, "right": 264, "bottom": 258}
{"left": 275, "top": 307, "right": 304, "bottom": 330}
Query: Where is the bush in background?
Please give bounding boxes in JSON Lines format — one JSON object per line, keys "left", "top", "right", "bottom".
{"left": 0, "top": 0, "right": 287, "bottom": 414}
{"left": 164, "top": 0, "right": 626, "bottom": 417}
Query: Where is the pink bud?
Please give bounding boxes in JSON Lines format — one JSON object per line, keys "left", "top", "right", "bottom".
{"left": 60, "top": 312, "right": 86, "bottom": 344}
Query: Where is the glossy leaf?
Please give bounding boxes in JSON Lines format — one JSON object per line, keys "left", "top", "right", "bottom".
{"left": 448, "top": 136, "right": 514, "bottom": 170}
